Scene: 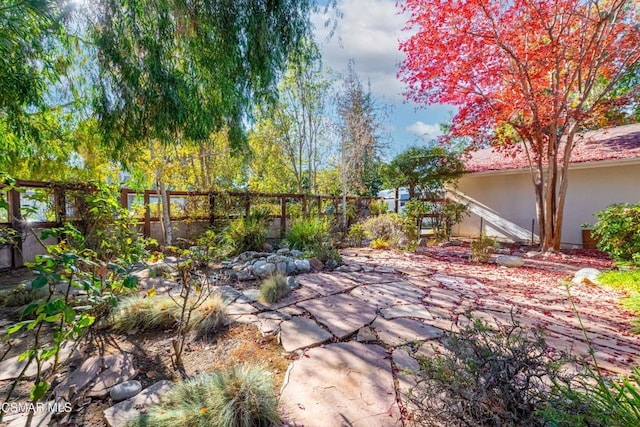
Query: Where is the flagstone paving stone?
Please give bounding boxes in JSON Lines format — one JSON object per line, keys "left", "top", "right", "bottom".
{"left": 350, "top": 281, "right": 427, "bottom": 308}
{"left": 279, "top": 342, "right": 402, "bottom": 426}
{"left": 372, "top": 317, "right": 444, "bottom": 346}
{"left": 253, "top": 286, "right": 320, "bottom": 311}
{"left": 104, "top": 380, "right": 174, "bottom": 427}
{"left": 381, "top": 304, "right": 434, "bottom": 320}
{"left": 279, "top": 317, "right": 333, "bottom": 352}
{"left": 297, "top": 272, "right": 360, "bottom": 296}
{"left": 298, "top": 293, "right": 377, "bottom": 339}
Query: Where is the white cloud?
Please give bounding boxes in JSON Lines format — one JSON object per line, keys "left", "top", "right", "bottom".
{"left": 312, "top": 0, "right": 407, "bottom": 101}
{"left": 405, "top": 121, "right": 443, "bottom": 141}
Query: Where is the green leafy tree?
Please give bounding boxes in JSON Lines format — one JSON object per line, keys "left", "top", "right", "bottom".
{"left": 383, "top": 146, "right": 464, "bottom": 199}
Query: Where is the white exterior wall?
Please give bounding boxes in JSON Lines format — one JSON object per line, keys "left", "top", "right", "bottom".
{"left": 452, "top": 160, "right": 640, "bottom": 247}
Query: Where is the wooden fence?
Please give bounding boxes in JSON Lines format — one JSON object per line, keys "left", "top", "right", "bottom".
{"left": 0, "top": 180, "right": 381, "bottom": 269}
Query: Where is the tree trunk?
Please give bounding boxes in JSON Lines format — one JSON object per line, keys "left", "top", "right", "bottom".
{"left": 159, "top": 180, "right": 173, "bottom": 245}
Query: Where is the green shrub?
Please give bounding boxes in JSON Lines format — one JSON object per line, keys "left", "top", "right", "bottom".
{"left": 406, "top": 316, "right": 600, "bottom": 426}
{"left": 130, "top": 365, "right": 279, "bottom": 427}
{"left": 362, "top": 213, "right": 417, "bottom": 249}
{"left": 259, "top": 274, "right": 290, "bottom": 304}
{"left": 224, "top": 210, "right": 270, "bottom": 255}
{"left": 470, "top": 234, "right": 496, "bottom": 263}
{"left": 371, "top": 238, "right": 389, "bottom": 250}
{"left": 347, "top": 222, "right": 367, "bottom": 247}
{"left": 369, "top": 199, "right": 388, "bottom": 216}
{"left": 285, "top": 216, "right": 341, "bottom": 264}
{"left": 285, "top": 216, "right": 330, "bottom": 252}
{"left": 591, "top": 202, "right": 640, "bottom": 266}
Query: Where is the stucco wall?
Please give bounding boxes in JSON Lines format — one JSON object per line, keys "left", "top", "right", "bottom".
{"left": 452, "top": 161, "right": 640, "bottom": 247}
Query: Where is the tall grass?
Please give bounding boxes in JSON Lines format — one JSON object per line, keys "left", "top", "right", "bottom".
{"left": 111, "top": 294, "right": 226, "bottom": 337}
{"left": 259, "top": 274, "right": 290, "bottom": 304}
{"left": 129, "top": 365, "right": 279, "bottom": 427}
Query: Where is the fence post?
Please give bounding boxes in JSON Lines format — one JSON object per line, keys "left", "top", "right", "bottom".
{"left": 119, "top": 188, "right": 128, "bottom": 211}
{"left": 53, "top": 186, "right": 66, "bottom": 224}
{"left": 209, "top": 192, "right": 215, "bottom": 226}
{"left": 244, "top": 194, "right": 250, "bottom": 218}
{"left": 143, "top": 190, "right": 151, "bottom": 238}
{"left": 394, "top": 188, "right": 399, "bottom": 213}
{"left": 317, "top": 196, "right": 322, "bottom": 216}
{"left": 8, "top": 189, "right": 23, "bottom": 269}
{"left": 280, "top": 196, "right": 287, "bottom": 238}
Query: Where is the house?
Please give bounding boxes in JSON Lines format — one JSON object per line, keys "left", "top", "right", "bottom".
{"left": 450, "top": 123, "right": 640, "bottom": 247}
{"left": 378, "top": 188, "right": 410, "bottom": 214}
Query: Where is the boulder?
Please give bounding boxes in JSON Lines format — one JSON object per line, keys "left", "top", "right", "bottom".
{"left": 110, "top": 380, "right": 142, "bottom": 401}
{"left": 277, "top": 248, "right": 291, "bottom": 256}
{"left": 309, "top": 258, "right": 324, "bottom": 271}
{"left": 253, "top": 263, "right": 276, "bottom": 278}
{"left": 495, "top": 255, "right": 525, "bottom": 268}
{"left": 294, "top": 259, "right": 311, "bottom": 273}
{"left": 573, "top": 268, "right": 602, "bottom": 285}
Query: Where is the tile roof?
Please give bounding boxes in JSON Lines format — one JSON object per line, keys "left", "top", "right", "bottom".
{"left": 464, "top": 123, "right": 640, "bottom": 173}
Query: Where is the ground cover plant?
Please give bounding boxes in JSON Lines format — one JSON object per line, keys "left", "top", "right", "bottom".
{"left": 128, "top": 364, "right": 279, "bottom": 427}
{"left": 362, "top": 212, "right": 417, "bottom": 249}
{"left": 285, "top": 216, "right": 342, "bottom": 264}
{"left": 598, "top": 269, "right": 640, "bottom": 332}
{"left": 259, "top": 274, "right": 290, "bottom": 304}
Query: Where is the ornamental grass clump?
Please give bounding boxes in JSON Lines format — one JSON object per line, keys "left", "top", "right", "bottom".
{"left": 129, "top": 365, "right": 279, "bottom": 427}
{"left": 111, "top": 294, "right": 226, "bottom": 337}
{"left": 259, "top": 274, "right": 290, "bottom": 304}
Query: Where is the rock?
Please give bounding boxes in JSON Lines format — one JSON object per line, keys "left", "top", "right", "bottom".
{"left": 104, "top": 380, "right": 173, "bottom": 427}
{"left": 286, "top": 276, "right": 299, "bottom": 289}
{"left": 325, "top": 259, "right": 338, "bottom": 270}
{"left": 277, "top": 248, "right": 291, "bottom": 256}
{"left": 276, "top": 261, "right": 287, "bottom": 275}
{"left": 253, "top": 259, "right": 267, "bottom": 268}
{"left": 356, "top": 326, "right": 378, "bottom": 342}
{"left": 55, "top": 353, "right": 137, "bottom": 399}
{"left": 235, "top": 270, "right": 254, "bottom": 281}
{"left": 267, "top": 254, "right": 287, "bottom": 263}
{"left": 372, "top": 317, "right": 443, "bottom": 346}
{"left": 573, "top": 268, "right": 602, "bottom": 285}
{"left": 239, "top": 251, "right": 258, "bottom": 261}
{"left": 381, "top": 304, "right": 434, "bottom": 320}
{"left": 335, "top": 265, "right": 351, "bottom": 272}
{"left": 253, "top": 262, "right": 276, "bottom": 278}
{"left": 309, "top": 258, "right": 324, "bottom": 271}
{"left": 279, "top": 342, "right": 401, "bottom": 426}
{"left": 294, "top": 259, "right": 311, "bottom": 273}
{"left": 495, "top": 255, "right": 525, "bottom": 268}
{"left": 279, "top": 317, "right": 332, "bottom": 352}
{"left": 525, "top": 250, "right": 542, "bottom": 258}
{"left": 262, "top": 242, "right": 274, "bottom": 252}
{"left": 239, "top": 289, "right": 261, "bottom": 303}
{"left": 290, "top": 249, "right": 304, "bottom": 258}
{"left": 298, "top": 294, "right": 378, "bottom": 339}
{"left": 286, "top": 261, "right": 297, "bottom": 274}
{"left": 495, "top": 248, "right": 511, "bottom": 255}
{"left": 110, "top": 380, "right": 142, "bottom": 401}
{"left": 438, "top": 240, "right": 462, "bottom": 247}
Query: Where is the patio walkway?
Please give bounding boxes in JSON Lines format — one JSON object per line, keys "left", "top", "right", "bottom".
{"left": 239, "top": 248, "right": 640, "bottom": 426}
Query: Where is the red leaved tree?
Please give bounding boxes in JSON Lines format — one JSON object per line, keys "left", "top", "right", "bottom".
{"left": 399, "top": 0, "right": 640, "bottom": 251}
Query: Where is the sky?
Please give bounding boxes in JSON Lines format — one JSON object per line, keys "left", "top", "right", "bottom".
{"left": 312, "top": 0, "right": 455, "bottom": 158}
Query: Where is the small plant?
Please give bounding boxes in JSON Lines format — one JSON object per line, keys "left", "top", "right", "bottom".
{"left": 470, "top": 234, "right": 496, "bottom": 263}
{"left": 285, "top": 216, "right": 330, "bottom": 252}
{"left": 406, "top": 315, "right": 598, "bottom": 426}
{"left": 362, "top": 213, "right": 417, "bottom": 249}
{"left": 259, "top": 274, "right": 290, "bottom": 304}
{"left": 368, "top": 199, "right": 388, "bottom": 216}
{"left": 598, "top": 269, "right": 640, "bottom": 332}
{"left": 371, "top": 238, "right": 390, "bottom": 250}
{"left": 591, "top": 202, "right": 640, "bottom": 266}
{"left": 1, "top": 225, "right": 138, "bottom": 420}
{"left": 347, "top": 222, "right": 367, "bottom": 247}
{"left": 130, "top": 364, "right": 279, "bottom": 427}
{"left": 224, "top": 209, "right": 270, "bottom": 255}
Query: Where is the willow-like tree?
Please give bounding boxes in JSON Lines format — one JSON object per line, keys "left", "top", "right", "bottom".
{"left": 90, "top": 0, "right": 326, "bottom": 243}
{"left": 0, "top": 0, "right": 76, "bottom": 168}
{"left": 400, "top": 0, "right": 640, "bottom": 251}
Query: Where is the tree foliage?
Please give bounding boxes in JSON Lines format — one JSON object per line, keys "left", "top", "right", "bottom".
{"left": 91, "top": 0, "right": 321, "bottom": 155}
{"left": 400, "top": 0, "right": 640, "bottom": 251}
{"left": 383, "top": 146, "right": 464, "bottom": 199}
